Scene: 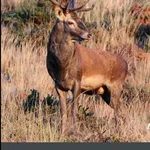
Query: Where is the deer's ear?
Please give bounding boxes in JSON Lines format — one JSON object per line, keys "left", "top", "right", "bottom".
{"left": 54, "top": 6, "right": 65, "bottom": 20}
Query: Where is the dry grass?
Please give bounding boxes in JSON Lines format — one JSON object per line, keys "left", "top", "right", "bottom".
{"left": 1, "top": 0, "right": 150, "bottom": 142}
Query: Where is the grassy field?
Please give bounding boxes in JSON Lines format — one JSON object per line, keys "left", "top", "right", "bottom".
{"left": 1, "top": 0, "right": 150, "bottom": 142}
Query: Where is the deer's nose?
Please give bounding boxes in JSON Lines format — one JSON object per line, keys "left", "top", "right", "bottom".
{"left": 88, "top": 33, "right": 92, "bottom": 38}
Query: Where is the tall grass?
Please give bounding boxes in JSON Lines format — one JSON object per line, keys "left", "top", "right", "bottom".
{"left": 1, "top": 0, "right": 150, "bottom": 142}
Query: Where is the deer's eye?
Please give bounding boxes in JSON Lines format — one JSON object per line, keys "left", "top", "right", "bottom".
{"left": 68, "top": 21, "right": 74, "bottom": 25}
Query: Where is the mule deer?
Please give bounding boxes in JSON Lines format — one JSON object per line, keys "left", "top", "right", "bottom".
{"left": 47, "top": 0, "right": 128, "bottom": 135}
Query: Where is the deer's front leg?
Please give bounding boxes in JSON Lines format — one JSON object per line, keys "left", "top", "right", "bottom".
{"left": 56, "top": 88, "right": 67, "bottom": 135}
{"left": 71, "top": 81, "right": 81, "bottom": 132}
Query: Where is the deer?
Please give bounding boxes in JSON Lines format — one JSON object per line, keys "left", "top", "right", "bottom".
{"left": 47, "top": 0, "right": 128, "bottom": 136}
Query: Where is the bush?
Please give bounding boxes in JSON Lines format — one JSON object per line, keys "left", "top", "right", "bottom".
{"left": 2, "top": 0, "right": 56, "bottom": 47}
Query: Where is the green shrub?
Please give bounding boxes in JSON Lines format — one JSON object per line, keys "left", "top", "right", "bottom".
{"left": 2, "top": 0, "right": 56, "bottom": 47}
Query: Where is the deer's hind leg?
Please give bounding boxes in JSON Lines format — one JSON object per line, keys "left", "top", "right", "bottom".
{"left": 109, "top": 84, "right": 124, "bottom": 127}
{"left": 99, "top": 84, "right": 124, "bottom": 127}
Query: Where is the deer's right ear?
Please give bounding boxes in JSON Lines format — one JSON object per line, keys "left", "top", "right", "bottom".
{"left": 54, "top": 6, "right": 65, "bottom": 21}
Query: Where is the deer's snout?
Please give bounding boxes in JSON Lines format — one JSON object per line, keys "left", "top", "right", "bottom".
{"left": 81, "top": 32, "right": 92, "bottom": 40}
{"left": 87, "top": 33, "right": 92, "bottom": 39}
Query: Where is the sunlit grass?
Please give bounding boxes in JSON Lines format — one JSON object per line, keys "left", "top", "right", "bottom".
{"left": 1, "top": 0, "right": 150, "bottom": 142}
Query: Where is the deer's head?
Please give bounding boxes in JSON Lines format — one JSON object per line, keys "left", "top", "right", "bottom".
{"left": 50, "top": 0, "right": 94, "bottom": 41}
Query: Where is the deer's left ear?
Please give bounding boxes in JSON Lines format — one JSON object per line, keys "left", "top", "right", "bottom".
{"left": 54, "top": 6, "right": 65, "bottom": 21}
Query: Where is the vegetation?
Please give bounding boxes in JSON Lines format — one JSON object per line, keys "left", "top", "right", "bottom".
{"left": 1, "top": 0, "right": 55, "bottom": 47}
{"left": 1, "top": 0, "right": 150, "bottom": 142}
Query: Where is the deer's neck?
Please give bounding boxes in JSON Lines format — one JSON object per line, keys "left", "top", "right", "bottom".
{"left": 48, "top": 20, "right": 75, "bottom": 63}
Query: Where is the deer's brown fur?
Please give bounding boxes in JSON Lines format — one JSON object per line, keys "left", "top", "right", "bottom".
{"left": 47, "top": 0, "right": 128, "bottom": 135}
